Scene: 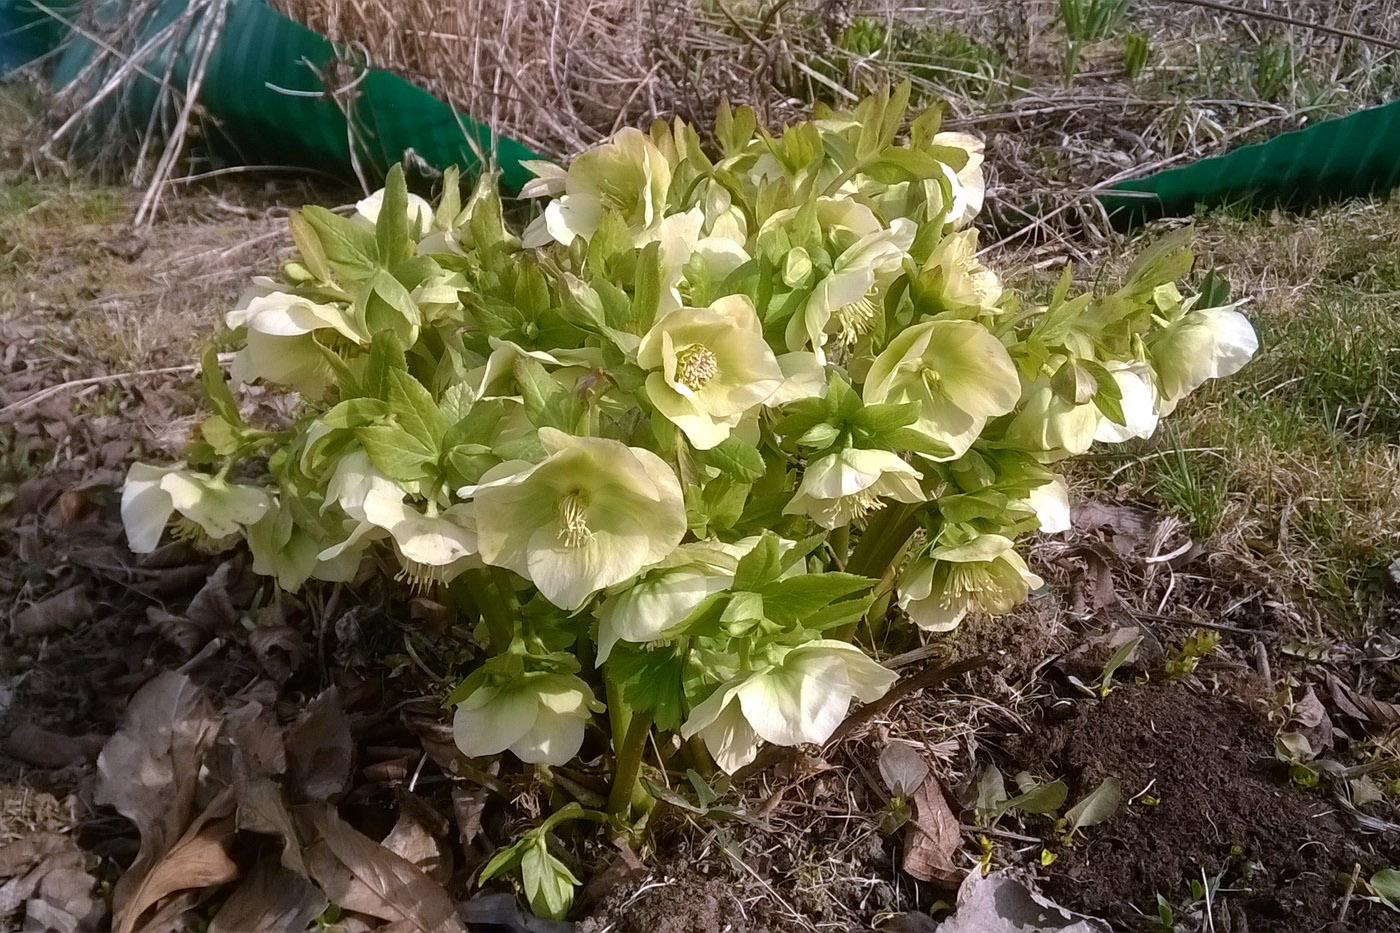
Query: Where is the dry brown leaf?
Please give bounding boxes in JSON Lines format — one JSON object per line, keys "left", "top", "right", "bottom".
{"left": 901, "top": 775, "right": 963, "bottom": 887}
{"left": 0, "top": 834, "right": 99, "bottom": 930}
{"left": 230, "top": 752, "right": 307, "bottom": 878}
{"left": 208, "top": 858, "right": 326, "bottom": 933}
{"left": 249, "top": 623, "right": 305, "bottom": 684}
{"left": 450, "top": 787, "right": 488, "bottom": 849}
{"left": 286, "top": 688, "right": 353, "bottom": 803}
{"left": 114, "top": 797, "right": 238, "bottom": 933}
{"left": 383, "top": 805, "right": 452, "bottom": 885}
{"left": 299, "top": 804, "right": 464, "bottom": 933}
{"left": 222, "top": 699, "right": 287, "bottom": 777}
{"left": 2, "top": 725, "right": 106, "bottom": 770}
{"left": 11, "top": 586, "right": 91, "bottom": 637}
{"left": 96, "top": 672, "right": 222, "bottom": 933}
{"left": 1326, "top": 673, "right": 1400, "bottom": 732}
{"left": 1291, "top": 685, "right": 1334, "bottom": 753}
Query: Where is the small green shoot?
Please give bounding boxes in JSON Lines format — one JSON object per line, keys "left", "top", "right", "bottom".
{"left": 1163, "top": 630, "right": 1221, "bottom": 679}
{"left": 1068, "top": 634, "right": 1143, "bottom": 697}
{"left": 1371, "top": 868, "right": 1400, "bottom": 911}
{"left": 1123, "top": 31, "right": 1149, "bottom": 80}
{"left": 1060, "top": 776, "right": 1123, "bottom": 841}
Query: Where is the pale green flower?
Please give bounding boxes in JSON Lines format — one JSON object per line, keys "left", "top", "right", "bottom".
{"left": 465, "top": 429, "right": 687, "bottom": 610}
{"left": 638, "top": 295, "right": 784, "bottom": 450}
{"left": 354, "top": 188, "right": 434, "bottom": 234}
{"left": 784, "top": 448, "right": 924, "bottom": 529}
{"left": 654, "top": 208, "right": 750, "bottom": 315}
{"left": 453, "top": 672, "right": 599, "bottom": 765}
{"left": 1022, "top": 475, "right": 1071, "bottom": 534}
{"left": 121, "top": 463, "right": 271, "bottom": 553}
{"left": 681, "top": 640, "right": 896, "bottom": 773}
{"left": 1002, "top": 377, "right": 1101, "bottom": 458}
{"left": 932, "top": 131, "right": 986, "bottom": 229}
{"left": 1094, "top": 362, "right": 1160, "bottom": 443}
{"left": 320, "top": 451, "right": 480, "bottom": 587}
{"left": 922, "top": 230, "right": 1002, "bottom": 312}
{"left": 225, "top": 278, "right": 365, "bottom": 393}
{"left": 897, "top": 534, "right": 1043, "bottom": 632}
{"left": 1149, "top": 307, "right": 1258, "bottom": 411}
{"left": 522, "top": 128, "right": 672, "bottom": 248}
{"left": 245, "top": 499, "right": 361, "bottom": 592}
{"left": 863, "top": 320, "right": 1020, "bottom": 460}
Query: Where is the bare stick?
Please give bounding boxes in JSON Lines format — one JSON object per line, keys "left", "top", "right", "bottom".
{"left": 1164, "top": 0, "right": 1400, "bottom": 52}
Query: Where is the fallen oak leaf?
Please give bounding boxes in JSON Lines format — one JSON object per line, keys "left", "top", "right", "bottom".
{"left": 208, "top": 858, "right": 325, "bottom": 933}
{"left": 286, "top": 688, "right": 353, "bottom": 803}
{"left": 298, "top": 804, "right": 465, "bottom": 933}
{"left": 113, "top": 793, "right": 238, "bottom": 933}
{"left": 902, "top": 774, "right": 962, "bottom": 887}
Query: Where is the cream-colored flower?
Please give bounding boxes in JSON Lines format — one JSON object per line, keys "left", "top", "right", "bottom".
{"left": 465, "top": 429, "right": 686, "bottom": 610}
{"left": 922, "top": 229, "right": 1002, "bottom": 312}
{"left": 681, "top": 640, "right": 896, "bottom": 773}
{"left": 785, "top": 448, "right": 924, "bottom": 529}
{"left": 121, "top": 463, "right": 271, "bottom": 553}
{"left": 638, "top": 295, "right": 784, "bottom": 450}
{"left": 932, "top": 131, "right": 986, "bottom": 229}
{"left": 1149, "top": 307, "right": 1258, "bottom": 409}
{"left": 453, "top": 672, "right": 598, "bottom": 765}
{"left": 897, "top": 534, "right": 1042, "bottom": 632}
{"left": 354, "top": 188, "right": 434, "bottom": 234}
{"left": 225, "top": 278, "right": 367, "bottom": 393}
{"left": 245, "top": 500, "right": 361, "bottom": 592}
{"left": 1002, "top": 377, "right": 1101, "bottom": 458}
{"left": 1023, "top": 476, "right": 1071, "bottom": 534}
{"left": 863, "top": 320, "right": 1020, "bottom": 460}
{"left": 522, "top": 128, "right": 672, "bottom": 248}
{"left": 1094, "top": 362, "right": 1161, "bottom": 443}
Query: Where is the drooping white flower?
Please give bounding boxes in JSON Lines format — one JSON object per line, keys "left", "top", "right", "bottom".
{"left": 245, "top": 499, "right": 361, "bottom": 592}
{"left": 354, "top": 188, "right": 434, "bottom": 234}
{"left": 681, "top": 640, "right": 896, "bottom": 773}
{"left": 453, "top": 672, "right": 599, "bottom": 765}
{"left": 638, "top": 295, "right": 784, "bottom": 450}
{"left": 1001, "top": 377, "right": 1101, "bottom": 458}
{"left": 922, "top": 229, "right": 1002, "bottom": 312}
{"left": 121, "top": 463, "right": 271, "bottom": 553}
{"left": 932, "top": 131, "right": 986, "bottom": 229}
{"left": 522, "top": 128, "right": 673, "bottom": 248}
{"left": 1023, "top": 475, "right": 1071, "bottom": 534}
{"left": 863, "top": 319, "right": 1021, "bottom": 460}
{"left": 897, "top": 534, "right": 1043, "bottom": 632}
{"left": 1149, "top": 306, "right": 1258, "bottom": 409}
{"left": 784, "top": 448, "right": 925, "bottom": 529}
{"left": 1094, "top": 362, "right": 1161, "bottom": 443}
{"left": 465, "top": 429, "right": 686, "bottom": 610}
{"left": 225, "top": 279, "right": 367, "bottom": 393}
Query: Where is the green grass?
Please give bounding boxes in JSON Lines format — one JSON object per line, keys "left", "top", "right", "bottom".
{"left": 1081, "top": 198, "right": 1400, "bottom": 626}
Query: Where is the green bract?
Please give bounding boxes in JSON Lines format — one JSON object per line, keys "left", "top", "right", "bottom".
{"left": 121, "top": 86, "right": 1257, "bottom": 911}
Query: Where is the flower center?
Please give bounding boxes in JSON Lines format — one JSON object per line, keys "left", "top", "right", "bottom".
{"left": 919, "top": 366, "right": 944, "bottom": 397}
{"left": 170, "top": 517, "right": 233, "bottom": 553}
{"left": 557, "top": 491, "right": 593, "bottom": 548}
{"left": 675, "top": 345, "right": 719, "bottom": 391}
{"left": 834, "top": 294, "right": 880, "bottom": 346}
{"left": 396, "top": 558, "right": 453, "bottom": 592}
{"left": 846, "top": 486, "right": 885, "bottom": 522}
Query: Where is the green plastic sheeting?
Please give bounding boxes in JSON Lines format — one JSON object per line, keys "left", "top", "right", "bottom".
{"left": 1099, "top": 98, "right": 1400, "bottom": 227}
{"left": 3, "top": 0, "right": 541, "bottom": 192}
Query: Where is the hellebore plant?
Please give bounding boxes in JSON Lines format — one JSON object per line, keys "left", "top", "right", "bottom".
{"left": 122, "top": 85, "right": 1256, "bottom": 918}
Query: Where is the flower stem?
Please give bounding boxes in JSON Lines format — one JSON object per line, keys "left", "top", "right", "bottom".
{"left": 608, "top": 709, "right": 655, "bottom": 818}
{"left": 847, "top": 503, "right": 920, "bottom": 579}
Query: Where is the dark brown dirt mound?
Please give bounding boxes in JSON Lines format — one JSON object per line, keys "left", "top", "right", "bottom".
{"left": 1010, "top": 682, "right": 1400, "bottom": 933}
{"left": 577, "top": 869, "right": 784, "bottom": 933}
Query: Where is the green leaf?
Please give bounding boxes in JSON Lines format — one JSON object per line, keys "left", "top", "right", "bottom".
{"left": 515, "top": 356, "right": 579, "bottom": 431}
{"left": 375, "top": 164, "right": 414, "bottom": 266}
{"left": 522, "top": 841, "right": 579, "bottom": 921}
{"left": 973, "top": 763, "right": 1009, "bottom": 824}
{"left": 705, "top": 436, "right": 765, "bottom": 482}
{"left": 1065, "top": 777, "right": 1122, "bottom": 835}
{"left": 361, "top": 330, "right": 407, "bottom": 400}
{"left": 1002, "top": 776, "right": 1068, "bottom": 816}
{"left": 199, "top": 346, "right": 242, "bottom": 426}
{"left": 1198, "top": 266, "right": 1231, "bottom": 309}
{"left": 357, "top": 424, "right": 435, "bottom": 482}
{"left": 301, "top": 205, "right": 378, "bottom": 281}
{"left": 630, "top": 241, "right": 663, "bottom": 332}
{"left": 760, "top": 573, "right": 873, "bottom": 624}
{"left": 1371, "top": 868, "right": 1400, "bottom": 910}
{"left": 362, "top": 270, "right": 421, "bottom": 346}
{"left": 319, "top": 397, "right": 389, "bottom": 430}
{"left": 386, "top": 368, "right": 446, "bottom": 450}
{"left": 288, "top": 209, "right": 332, "bottom": 283}
{"left": 606, "top": 643, "right": 688, "bottom": 732}
{"left": 478, "top": 836, "right": 531, "bottom": 884}
{"left": 733, "top": 532, "right": 782, "bottom": 592}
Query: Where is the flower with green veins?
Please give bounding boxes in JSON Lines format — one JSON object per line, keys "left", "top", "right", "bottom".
{"left": 638, "top": 295, "right": 784, "bottom": 450}
{"left": 522, "top": 127, "right": 673, "bottom": 248}
{"left": 320, "top": 450, "right": 480, "bottom": 588}
{"left": 897, "top": 534, "right": 1043, "bottom": 632}
{"left": 225, "top": 279, "right": 365, "bottom": 394}
{"left": 932, "top": 131, "right": 986, "bottom": 229}
{"left": 465, "top": 428, "right": 686, "bottom": 611}
{"left": 681, "top": 640, "right": 896, "bottom": 773}
{"left": 1149, "top": 306, "right": 1258, "bottom": 411}
{"left": 453, "top": 670, "right": 601, "bottom": 765}
{"left": 784, "top": 447, "right": 925, "bottom": 529}
{"left": 863, "top": 319, "right": 1020, "bottom": 460}
{"left": 1094, "top": 362, "right": 1160, "bottom": 443}
{"left": 245, "top": 499, "right": 361, "bottom": 592}
{"left": 121, "top": 463, "right": 272, "bottom": 554}
{"left": 1001, "top": 377, "right": 1101, "bottom": 458}
{"left": 354, "top": 187, "right": 433, "bottom": 234}
{"left": 921, "top": 229, "right": 1002, "bottom": 312}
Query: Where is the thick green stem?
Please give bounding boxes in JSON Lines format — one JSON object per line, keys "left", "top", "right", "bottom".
{"left": 847, "top": 503, "right": 921, "bottom": 579}
{"left": 608, "top": 709, "right": 655, "bottom": 818}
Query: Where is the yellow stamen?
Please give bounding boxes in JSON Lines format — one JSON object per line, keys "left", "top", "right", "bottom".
{"left": 675, "top": 345, "right": 719, "bottom": 391}
{"left": 834, "top": 294, "right": 880, "bottom": 346}
{"left": 557, "top": 491, "right": 593, "bottom": 548}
